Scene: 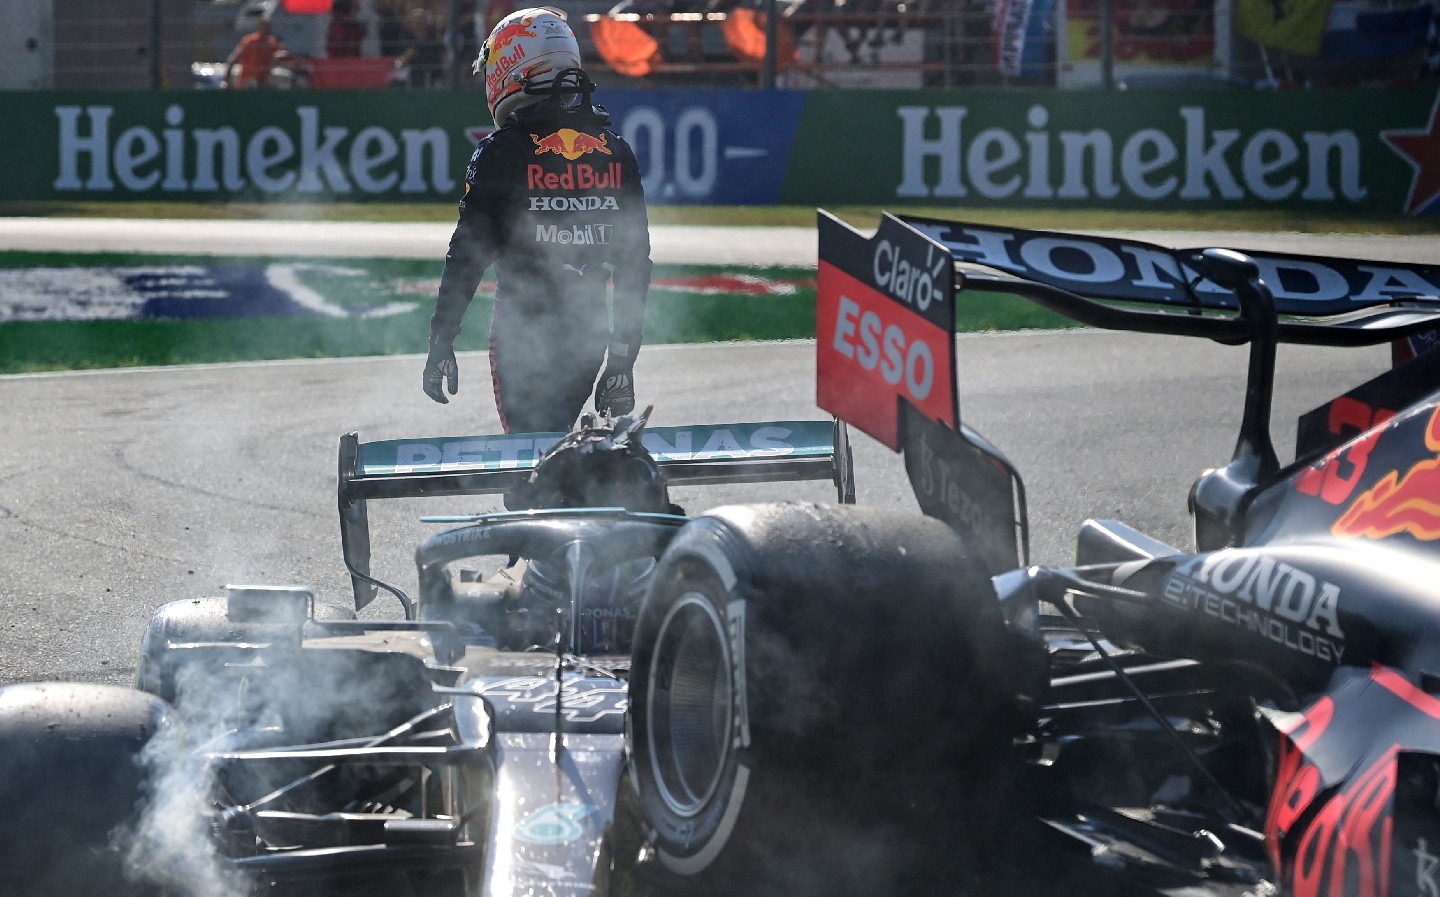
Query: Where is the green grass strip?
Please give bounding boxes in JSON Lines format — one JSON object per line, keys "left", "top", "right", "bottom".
{"left": 0, "top": 254, "right": 1074, "bottom": 374}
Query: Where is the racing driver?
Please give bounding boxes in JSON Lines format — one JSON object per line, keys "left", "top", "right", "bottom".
{"left": 423, "top": 7, "right": 652, "bottom": 434}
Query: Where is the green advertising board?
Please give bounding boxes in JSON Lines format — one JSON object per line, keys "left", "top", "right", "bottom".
{"left": 0, "top": 87, "right": 1434, "bottom": 215}
{"left": 781, "top": 88, "right": 1435, "bottom": 215}
{"left": 2, "top": 90, "right": 484, "bottom": 205}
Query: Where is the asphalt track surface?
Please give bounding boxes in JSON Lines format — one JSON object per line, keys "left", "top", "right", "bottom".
{"left": 0, "top": 221, "right": 1434, "bottom": 688}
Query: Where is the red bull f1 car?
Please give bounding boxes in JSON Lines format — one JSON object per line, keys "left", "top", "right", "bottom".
{"left": 4, "top": 212, "right": 1440, "bottom": 897}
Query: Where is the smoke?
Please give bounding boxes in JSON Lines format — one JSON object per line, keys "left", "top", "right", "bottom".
{"left": 125, "top": 664, "right": 248, "bottom": 897}
{"left": 123, "top": 610, "right": 436, "bottom": 897}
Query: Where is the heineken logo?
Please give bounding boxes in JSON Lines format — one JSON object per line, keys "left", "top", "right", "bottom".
{"left": 896, "top": 103, "right": 1366, "bottom": 206}
{"left": 52, "top": 104, "right": 456, "bottom": 196}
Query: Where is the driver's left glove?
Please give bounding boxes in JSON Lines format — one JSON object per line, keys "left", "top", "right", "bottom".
{"left": 594, "top": 353, "right": 635, "bottom": 417}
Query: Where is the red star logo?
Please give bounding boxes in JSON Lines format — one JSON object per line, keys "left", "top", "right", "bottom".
{"left": 1382, "top": 91, "right": 1440, "bottom": 215}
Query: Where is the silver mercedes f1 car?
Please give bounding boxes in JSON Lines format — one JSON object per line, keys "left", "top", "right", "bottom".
{"left": 0, "top": 412, "right": 856, "bottom": 897}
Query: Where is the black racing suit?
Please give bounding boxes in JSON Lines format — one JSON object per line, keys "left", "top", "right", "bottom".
{"left": 429, "top": 100, "right": 652, "bottom": 434}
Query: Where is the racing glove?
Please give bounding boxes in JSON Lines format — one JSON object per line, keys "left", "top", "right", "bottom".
{"left": 594, "top": 353, "right": 636, "bottom": 417}
{"left": 422, "top": 339, "right": 458, "bottom": 404}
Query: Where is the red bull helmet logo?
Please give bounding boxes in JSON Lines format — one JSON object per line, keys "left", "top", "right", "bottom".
{"left": 486, "top": 47, "right": 532, "bottom": 95}
{"left": 486, "top": 18, "right": 536, "bottom": 66}
{"left": 532, "top": 129, "right": 613, "bottom": 161}
{"left": 1333, "top": 405, "right": 1440, "bottom": 541}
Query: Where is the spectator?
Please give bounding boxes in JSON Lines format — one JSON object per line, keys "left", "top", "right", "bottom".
{"left": 397, "top": 9, "right": 446, "bottom": 87}
{"left": 327, "top": 0, "right": 368, "bottom": 58}
{"left": 224, "top": 14, "right": 290, "bottom": 88}
{"left": 449, "top": 0, "right": 483, "bottom": 76}
{"left": 375, "top": 0, "right": 412, "bottom": 56}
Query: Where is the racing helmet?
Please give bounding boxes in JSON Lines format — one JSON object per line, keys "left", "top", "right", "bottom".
{"left": 505, "top": 413, "right": 674, "bottom": 515}
{"left": 475, "top": 7, "right": 583, "bottom": 126}
{"left": 502, "top": 412, "right": 677, "bottom": 653}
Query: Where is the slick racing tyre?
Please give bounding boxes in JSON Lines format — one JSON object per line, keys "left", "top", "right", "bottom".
{"left": 137, "top": 596, "right": 355, "bottom": 706}
{"left": 629, "top": 503, "right": 1022, "bottom": 897}
{"left": 0, "top": 683, "right": 172, "bottom": 896}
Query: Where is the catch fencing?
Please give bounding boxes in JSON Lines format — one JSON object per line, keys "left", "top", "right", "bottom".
{"left": 9, "top": 0, "right": 1435, "bottom": 91}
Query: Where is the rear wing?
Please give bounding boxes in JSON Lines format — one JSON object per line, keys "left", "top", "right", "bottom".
{"left": 816, "top": 211, "right": 1028, "bottom": 574}
{"left": 338, "top": 420, "right": 855, "bottom": 610}
{"left": 898, "top": 214, "right": 1440, "bottom": 348}
{"left": 815, "top": 210, "right": 1440, "bottom": 560}
{"left": 896, "top": 213, "right": 1440, "bottom": 460}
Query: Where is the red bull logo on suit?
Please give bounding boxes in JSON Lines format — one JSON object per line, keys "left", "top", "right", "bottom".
{"left": 527, "top": 163, "right": 623, "bottom": 191}
{"left": 533, "top": 129, "right": 613, "bottom": 161}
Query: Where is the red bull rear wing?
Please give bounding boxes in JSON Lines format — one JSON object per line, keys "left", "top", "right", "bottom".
{"left": 896, "top": 213, "right": 1440, "bottom": 348}
{"left": 816, "top": 211, "right": 1027, "bottom": 572}
{"left": 815, "top": 211, "right": 1440, "bottom": 570}
{"left": 338, "top": 420, "right": 854, "bottom": 609}
{"left": 818, "top": 211, "right": 1440, "bottom": 454}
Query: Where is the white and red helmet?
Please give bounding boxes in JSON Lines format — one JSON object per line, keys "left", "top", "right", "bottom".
{"left": 475, "top": 7, "right": 583, "bottom": 125}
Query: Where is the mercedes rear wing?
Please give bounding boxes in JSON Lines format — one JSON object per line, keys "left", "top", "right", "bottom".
{"left": 338, "top": 420, "right": 855, "bottom": 610}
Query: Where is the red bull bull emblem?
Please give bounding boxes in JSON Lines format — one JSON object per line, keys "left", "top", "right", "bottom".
{"left": 1333, "top": 405, "right": 1440, "bottom": 541}
{"left": 486, "top": 18, "right": 536, "bottom": 65}
{"left": 484, "top": 18, "right": 536, "bottom": 93}
{"left": 533, "top": 129, "right": 613, "bottom": 161}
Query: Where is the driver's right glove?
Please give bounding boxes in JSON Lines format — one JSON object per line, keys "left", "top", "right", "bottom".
{"left": 422, "top": 339, "right": 458, "bottom": 403}
{"left": 594, "top": 354, "right": 635, "bottom": 417}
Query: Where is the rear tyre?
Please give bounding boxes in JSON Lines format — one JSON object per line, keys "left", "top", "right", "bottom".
{"left": 0, "top": 682, "right": 171, "bottom": 896}
{"left": 629, "top": 502, "right": 1023, "bottom": 897}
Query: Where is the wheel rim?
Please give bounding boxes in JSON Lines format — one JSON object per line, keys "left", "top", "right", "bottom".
{"left": 647, "top": 592, "right": 732, "bottom": 818}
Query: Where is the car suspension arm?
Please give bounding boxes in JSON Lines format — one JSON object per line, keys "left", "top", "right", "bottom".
{"left": 1046, "top": 570, "right": 1251, "bottom": 824}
